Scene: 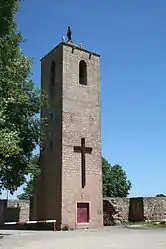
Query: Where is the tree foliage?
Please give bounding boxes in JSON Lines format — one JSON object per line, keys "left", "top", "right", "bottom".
{"left": 156, "top": 194, "right": 165, "bottom": 197}
{"left": 18, "top": 155, "right": 40, "bottom": 200}
{"left": 0, "top": 0, "right": 46, "bottom": 193}
{"left": 102, "top": 157, "right": 132, "bottom": 197}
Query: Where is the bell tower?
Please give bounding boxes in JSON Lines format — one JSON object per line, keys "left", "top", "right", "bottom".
{"left": 37, "top": 29, "right": 103, "bottom": 229}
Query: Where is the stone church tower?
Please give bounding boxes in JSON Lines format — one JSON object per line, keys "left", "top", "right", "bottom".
{"left": 36, "top": 36, "right": 103, "bottom": 229}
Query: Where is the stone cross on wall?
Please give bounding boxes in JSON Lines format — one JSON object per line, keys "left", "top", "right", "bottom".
{"left": 74, "top": 138, "right": 92, "bottom": 188}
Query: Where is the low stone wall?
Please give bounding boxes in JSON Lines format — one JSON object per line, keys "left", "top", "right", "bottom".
{"left": 144, "top": 197, "right": 166, "bottom": 221}
{"left": 1, "top": 197, "right": 166, "bottom": 226}
{"left": 0, "top": 199, "right": 30, "bottom": 224}
{"left": 104, "top": 197, "right": 166, "bottom": 225}
{"left": 103, "top": 197, "right": 129, "bottom": 225}
{"left": 7, "top": 200, "right": 30, "bottom": 222}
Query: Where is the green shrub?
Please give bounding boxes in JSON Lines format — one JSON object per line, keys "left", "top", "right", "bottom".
{"left": 61, "top": 224, "right": 70, "bottom": 231}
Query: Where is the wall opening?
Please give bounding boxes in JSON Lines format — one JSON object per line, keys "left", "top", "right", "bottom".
{"left": 50, "top": 60, "right": 55, "bottom": 86}
{"left": 79, "top": 60, "right": 87, "bottom": 86}
{"left": 128, "top": 197, "right": 144, "bottom": 222}
{"left": 77, "top": 202, "right": 89, "bottom": 223}
{"left": 49, "top": 60, "right": 56, "bottom": 101}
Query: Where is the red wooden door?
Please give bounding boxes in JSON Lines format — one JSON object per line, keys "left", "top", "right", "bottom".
{"left": 77, "top": 203, "right": 89, "bottom": 223}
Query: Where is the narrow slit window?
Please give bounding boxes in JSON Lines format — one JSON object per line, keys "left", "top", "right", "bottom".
{"left": 50, "top": 60, "right": 55, "bottom": 86}
{"left": 50, "top": 112, "right": 53, "bottom": 120}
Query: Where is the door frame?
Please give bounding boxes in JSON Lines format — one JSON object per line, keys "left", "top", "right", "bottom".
{"left": 75, "top": 201, "right": 91, "bottom": 224}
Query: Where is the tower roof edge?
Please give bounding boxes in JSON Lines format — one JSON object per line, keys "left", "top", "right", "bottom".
{"left": 40, "top": 42, "right": 100, "bottom": 61}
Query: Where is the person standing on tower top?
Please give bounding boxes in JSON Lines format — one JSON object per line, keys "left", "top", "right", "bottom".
{"left": 67, "top": 26, "right": 72, "bottom": 42}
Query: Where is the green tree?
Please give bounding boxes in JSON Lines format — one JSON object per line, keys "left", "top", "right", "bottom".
{"left": 18, "top": 155, "right": 40, "bottom": 200}
{"left": 156, "top": 194, "right": 165, "bottom": 197}
{"left": 0, "top": 0, "right": 46, "bottom": 193}
{"left": 102, "top": 157, "right": 132, "bottom": 197}
{"left": 102, "top": 157, "right": 111, "bottom": 196}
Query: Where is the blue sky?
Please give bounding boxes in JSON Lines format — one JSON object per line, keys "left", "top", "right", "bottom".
{"left": 5, "top": 0, "right": 166, "bottom": 198}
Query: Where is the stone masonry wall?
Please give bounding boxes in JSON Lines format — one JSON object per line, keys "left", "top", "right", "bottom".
{"left": 104, "top": 197, "right": 166, "bottom": 225}
{"left": 0, "top": 199, "right": 30, "bottom": 224}
{"left": 7, "top": 200, "right": 30, "bottom": 222}
{"left": 61, "top": 43, "right": 103, "bottom": 229}
{"left": 103, "top": 198, "right": 129, "bottom": 225}
{"left": 2, "top": 197, "right": 166, "bottom": 225}
{"left": 144, "top": 197, "right": 166, "bottom": 221}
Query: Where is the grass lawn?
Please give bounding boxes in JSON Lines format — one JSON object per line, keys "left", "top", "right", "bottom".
{"left": 122, "top": 220, "right": 166, "bottom": 228}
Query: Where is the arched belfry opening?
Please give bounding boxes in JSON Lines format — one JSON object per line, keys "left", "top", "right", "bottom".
{"left": 79, "top": 60, "right": 87, "bottom": 86}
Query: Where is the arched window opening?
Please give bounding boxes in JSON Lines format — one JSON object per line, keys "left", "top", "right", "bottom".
{"left": 50, "top": 60, "right": 55, "bottom": 86}
{"left": 79, "top": 60, "right": 87, "bottom": 86}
